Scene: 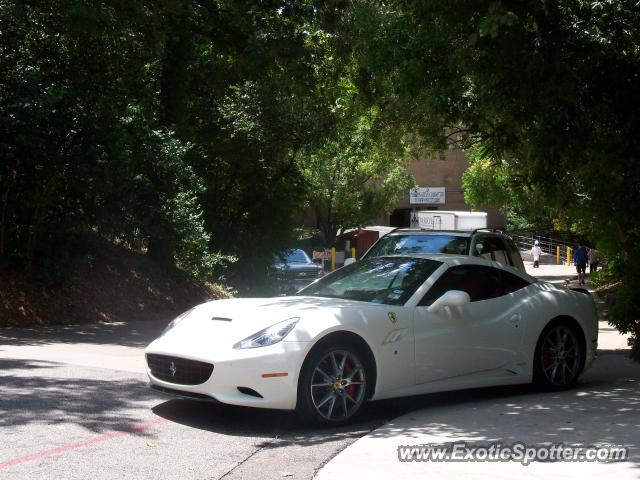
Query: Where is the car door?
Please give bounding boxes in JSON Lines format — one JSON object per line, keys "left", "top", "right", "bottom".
{"left": 413, "top": 265, "right": 526, "bottom": 385}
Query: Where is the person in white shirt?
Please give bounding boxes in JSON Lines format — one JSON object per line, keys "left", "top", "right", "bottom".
{"left": 531, "top": 240, "right": 542, "bottom": 268}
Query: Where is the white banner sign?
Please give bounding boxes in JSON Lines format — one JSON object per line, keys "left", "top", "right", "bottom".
{"left": 409, "top": 187, "right": 445, "bottom": 205}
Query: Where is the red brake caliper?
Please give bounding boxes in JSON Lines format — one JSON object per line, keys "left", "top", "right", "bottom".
{"left": 343, "top": 361, "right": 356, "bottom": 397}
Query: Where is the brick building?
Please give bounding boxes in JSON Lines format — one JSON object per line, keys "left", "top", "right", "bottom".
{"left": 378, "top": 147, "right": 505, "bottom": 229}
{"left": 298, "top": 146, "right": 505, "bottom": 234}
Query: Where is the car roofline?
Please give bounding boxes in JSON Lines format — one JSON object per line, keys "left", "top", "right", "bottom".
{"left": 384, "top": 229, "right": 474, "bottom": 236}
{"left": 386, "top": 228, "right": 510, "bottom": 237}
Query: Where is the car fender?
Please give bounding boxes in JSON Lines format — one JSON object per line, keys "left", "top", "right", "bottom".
{"left": 286, "top": 320, "right": 385, "bottom": 399}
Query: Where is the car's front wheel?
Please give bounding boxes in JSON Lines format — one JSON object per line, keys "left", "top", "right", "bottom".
{"left": 296, "top": 343, "right": 369, "bottom": 426}
{"left": 533, "top": 321, "right": 585, "bottom": 390}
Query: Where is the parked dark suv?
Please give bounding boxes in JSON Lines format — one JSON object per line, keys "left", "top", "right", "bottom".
{"left": 362, "top": 228, "right": 525, "bottom": 273}
{"left": 268, "top": 249, "right": 323, "bottom": 293}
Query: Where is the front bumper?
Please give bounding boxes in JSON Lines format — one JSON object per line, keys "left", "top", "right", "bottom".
{"left": 145, "top": 340, "right": 309, "bottom": 410}
{"left": 150, "top": 384, "right": 219, "bottom": 402}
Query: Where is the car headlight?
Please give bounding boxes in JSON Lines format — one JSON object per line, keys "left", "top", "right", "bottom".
{"left": 160, "top": 307, "right": 195, "bottom": 337}
{"left": 233, "top": 317, "right": 299, "bottom": 349}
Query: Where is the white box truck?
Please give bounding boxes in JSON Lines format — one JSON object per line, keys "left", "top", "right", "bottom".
{"left": 413, "top": 210, "right": 487, "bottom": 230}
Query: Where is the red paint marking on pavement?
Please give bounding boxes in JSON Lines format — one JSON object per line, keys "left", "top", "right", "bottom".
{"left": 0, "top": 417, "right": 170, "bottom": 469}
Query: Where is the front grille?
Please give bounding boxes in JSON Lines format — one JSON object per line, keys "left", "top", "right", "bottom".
{"left": 146, "top": 354, "right": 213, "bottom": 386}
{"left": 295, "top": 270, "right": 318, "bottom": 278}
{"left": 281, "top": 269, "right": 318, "bottom": 279}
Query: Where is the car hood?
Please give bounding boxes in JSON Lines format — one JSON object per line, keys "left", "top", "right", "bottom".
{"left": 148, "top": 296, "right": 364, "bottom": 352}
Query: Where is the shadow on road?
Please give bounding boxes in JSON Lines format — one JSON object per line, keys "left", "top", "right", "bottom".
{"left": 150, "top": 383, "right": 538, "bottom": 445}
{"left": 0, "top": 358, "right": 158, "bottom": 436}
{"left": 0, "top": 320, "right": 167, "bottom": 349}
{"left": 152, "top": 400, "right": 375, "bottom": 446}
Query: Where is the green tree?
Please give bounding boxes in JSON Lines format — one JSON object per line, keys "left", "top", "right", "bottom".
{"left": 162, "top": 2, "right": 336, "bottom": 288}
{"left": 299, "top": 108, "right": 414, "bottom": 244}
{"left": 0, "top": 0, "right": 353, "bottom": 289}
{"left": 1, "top": 1, "right": 154, "bottom": 263}
{"left": 462, "top": 148, "right": 556, "bottom": 230}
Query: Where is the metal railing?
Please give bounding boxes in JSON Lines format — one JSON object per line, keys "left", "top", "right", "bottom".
{"left": 509, "top": 231, "right": 576, "bottom": 265}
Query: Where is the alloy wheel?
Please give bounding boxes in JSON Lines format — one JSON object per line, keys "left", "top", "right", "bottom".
{"left": 309, "top": 350, "right": 366, "bottom": 421}
{"left": 540, "top": 325, "right": 582, "bottom": 387}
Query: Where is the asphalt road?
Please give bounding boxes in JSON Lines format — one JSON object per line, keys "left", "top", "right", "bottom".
{"left": 0, "top": 321, "right": 441, "bottom": 480}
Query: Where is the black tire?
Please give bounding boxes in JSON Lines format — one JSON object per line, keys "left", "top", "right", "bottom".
{"left": 533, "top": 321, "right": 585, "bottom": 390}
{"left": 296, "top": 342, "right": 370, "bottom": 426}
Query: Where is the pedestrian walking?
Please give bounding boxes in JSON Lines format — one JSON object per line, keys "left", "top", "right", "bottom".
{"left": 573, "top": 243, "right": 588, "bottom": 285}
{"left": 531, "top": 240, "right": 542, "bottom": 268}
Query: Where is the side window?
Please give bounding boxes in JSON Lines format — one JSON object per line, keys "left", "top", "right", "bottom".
{"left": 491, "top": 238, "right": 511, "bottom": 266}
{"left": 501, "top": 270, "right": 531, "bottom": 294}
{"left": 475, "top": 237, "right": 513, "bottom": 267}
{"left": 473, "top": 237, "right": 494, "bottom": 262}
{"left": 418, "top": 265, "right": 504, "bottom": 306}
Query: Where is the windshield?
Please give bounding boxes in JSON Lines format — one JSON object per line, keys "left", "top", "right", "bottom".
{"left": 276, "top": 249, "right": 311, "bottom": 264}
{"left": 298, "top": 257, "right": 442, "bottom": 305}
{"left": 366, "top": 234, "right": 469, "bottom": 257}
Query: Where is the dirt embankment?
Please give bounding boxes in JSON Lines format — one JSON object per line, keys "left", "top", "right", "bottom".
{"left": 0, "top": 240, "right": 226, "bottom": 328}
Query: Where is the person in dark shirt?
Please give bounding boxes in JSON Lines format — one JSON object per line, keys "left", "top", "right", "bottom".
{"left": 573, "top": 243, "right": 588, "bottom": 285}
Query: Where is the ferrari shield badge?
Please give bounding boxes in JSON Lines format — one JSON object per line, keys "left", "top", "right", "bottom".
{"left": 387, "top": 312, "right": 398, "bottom": 324}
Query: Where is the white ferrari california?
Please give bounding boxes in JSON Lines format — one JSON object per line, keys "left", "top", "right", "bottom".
{"left": 145, "top": 254, "right": 598, "bottom": 425}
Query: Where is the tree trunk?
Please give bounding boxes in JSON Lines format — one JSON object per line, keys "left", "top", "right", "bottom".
{"left": 0, "top": 174, "right": 10, "bottom": 257}
{"left": 147, "top": 1, "right": 192, "bottom": 268}
{"left": 159, "top": 9, "right": 190, "bottom": 129}
{"left": 147, "top": 231, "right": 177, "bottom": 269}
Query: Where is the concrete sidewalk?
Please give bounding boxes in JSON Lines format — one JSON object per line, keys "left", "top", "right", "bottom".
{"left": 316, "top": 261, "right": 638, "bottom": 480}
{"left": 317, "top": 351, "right": 639, "bottom": 480}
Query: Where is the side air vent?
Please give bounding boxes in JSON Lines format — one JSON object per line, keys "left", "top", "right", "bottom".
{"left": 237, "top": 387, "right": 263, "bottom": 398}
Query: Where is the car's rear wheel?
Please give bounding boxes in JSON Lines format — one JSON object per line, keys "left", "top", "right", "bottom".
{"left": 296, "top": 343, "right": 368, "bottom": 426}
{"left": 533, "top": 321, "right": 585, "bottom": 389}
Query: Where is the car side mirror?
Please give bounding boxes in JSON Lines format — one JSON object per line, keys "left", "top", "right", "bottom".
{"left": 343, "top": 257, "right": 356, "bottom": 266}
{"left": 427, "top": 290, "right": 471, "bottom": 313}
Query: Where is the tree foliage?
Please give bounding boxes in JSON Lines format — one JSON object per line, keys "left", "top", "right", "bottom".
{"left": 299, "top": 107, "right": 414, "bottom": 243}
{"left": 462, "top": 148, "right": 557, "bottom": 230}
{"left": 0, "top": 0, "right": 213, "bottom": 276}
{"left": 0, "top": 1, "right": 419, "bottom": 293}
